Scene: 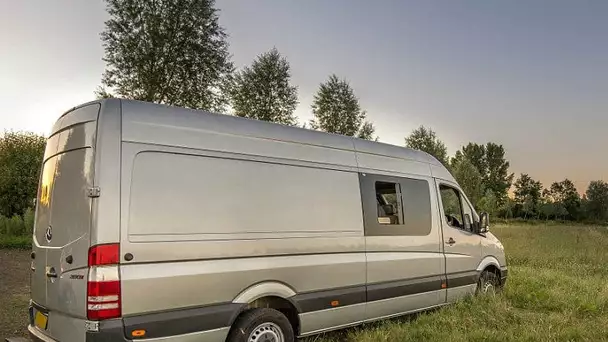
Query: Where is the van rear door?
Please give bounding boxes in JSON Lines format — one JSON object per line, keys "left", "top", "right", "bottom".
{"left": 30, "top": 103, "right": 99, "bottom": 340}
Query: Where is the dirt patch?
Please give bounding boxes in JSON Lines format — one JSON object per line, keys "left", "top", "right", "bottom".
{"left": 0, "top": 249, "right": 31, "bottom": 338}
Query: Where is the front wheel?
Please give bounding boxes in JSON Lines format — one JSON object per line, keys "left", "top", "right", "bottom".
{"left": 227, "top": 308, "right": 295, "bottom": 342}
{"left": 477, "top": 270, "right": 501, "bottom": 295}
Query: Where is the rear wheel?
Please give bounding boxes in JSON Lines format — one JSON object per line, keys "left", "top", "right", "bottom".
{"left": 227, "top": 308, "right": 294, "bottom": 342}
{"left": 477, "top": 270, "right": 501, "bottom": 295}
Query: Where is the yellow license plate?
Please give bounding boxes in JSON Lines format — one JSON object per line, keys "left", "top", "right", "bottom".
{"left": 34, "top": 310, "right": 48, "bottom": 330}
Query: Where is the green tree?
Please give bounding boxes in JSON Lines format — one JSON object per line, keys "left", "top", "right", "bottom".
{"left": 98, "top": 0, "right": 233, "bottom": 112}
{"left": 548, "top": 179, "right": 581, "bottom": 220}
{"left": 357, "top": 121, "right": 377, "bottom": 141}
{"left": 513, "top": 173, "right": 543, "bottom": 219}
{"left": 451, "top": 142, "right": 513, "bottom": 204}
{"left": 229, "top": 48, "right": 298, "bottom": 125}
{"left": 499, "top": 197, "right": 516, "bottom": 219}
{"left": 485, "top": 143, "right": 514, "bottom": 204}
{"left": 478, "top": 189, "right": 499, "bottom": 217}
{"left": 451, "top": 143, "right": 487, "bottom": 177}
{"left": 451, "top": 157, "right": 484, "bottom": 206}
{"left": 0, "top": 131, "right": 46, "bottom": 217}
{"left": 404, "top": 126, "right": 448, "bottom": 166}
{"left": 539, "top": 189, "right": 555, "bottom": 220}
{"left": 310, "top": 74, "right": 375, "bottom": 140}
{"left": 539, "top": 201, "right": 556, "bottom": 221}
{"left": 585, "top": 180, "right": 608, "bottom": 222}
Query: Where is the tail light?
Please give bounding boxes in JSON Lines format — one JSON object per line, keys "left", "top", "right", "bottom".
{"left": 87, "top": 244, "right": 121, "bottom": 320}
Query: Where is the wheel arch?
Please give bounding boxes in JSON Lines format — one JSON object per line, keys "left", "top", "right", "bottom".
{"left": 233, "top": 281, "right": 297, "bottom": 304}
{"left": 477, "top": 256, "right": 502, "bottom": 276}
{"left": 231, "top": 281, "right": 301, "bottom": 335}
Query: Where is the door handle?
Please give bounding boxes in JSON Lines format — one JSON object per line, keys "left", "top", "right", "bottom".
{"left": 45, "top": 267, "right": 58, "bottom": 278}
{"left": 445, "top": 237, "right": 456, "bottom": 246}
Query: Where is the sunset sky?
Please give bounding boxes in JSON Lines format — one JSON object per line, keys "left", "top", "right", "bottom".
{"left": 1, "top": 0, "right": 606, "bottom": 193}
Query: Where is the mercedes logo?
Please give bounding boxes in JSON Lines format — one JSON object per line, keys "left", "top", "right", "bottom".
{"left": 45, "top": 225, "right": 53, "bottom": 242}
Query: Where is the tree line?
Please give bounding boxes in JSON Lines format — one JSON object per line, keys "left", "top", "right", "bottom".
{"left": 1, "top": 0, "right": 606, "bottom": 227}
{"left": 404, "top": 126, "right": 608, "bottom": 223}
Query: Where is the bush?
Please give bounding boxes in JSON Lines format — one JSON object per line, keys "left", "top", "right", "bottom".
{"left": 0, "top": 210, "right": 34, "bottom": 248}
{"left": 0, "top": 131, "right": 46, "bottom": 217}
{"left": 23, "top": 207, "right": 35, "bottom": 235}
{"left": 0, "top": 235, "right": 31, "bottom": 249}
{"left": 9, "top": 215, "right": 26, "bottom": 235}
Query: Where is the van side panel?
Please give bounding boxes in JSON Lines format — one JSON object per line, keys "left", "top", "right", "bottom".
{"left": 126, "top": 152, "right": 361, "bottom": 237}
{"left": 119, "top": 148, "right": 365, "bottom": 312}
{"left": 118, "top": 105, "right": 366, "bottom": 337}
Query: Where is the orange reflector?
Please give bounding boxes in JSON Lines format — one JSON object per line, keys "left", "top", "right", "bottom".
{"left": 132, "top": 330, "right": 146, "bottom": 337}
{"left": 441, "top": 283, "right": 447, "bottom": 289}
{"left": 331, "top": 300, "right": 340, "bottom": 307}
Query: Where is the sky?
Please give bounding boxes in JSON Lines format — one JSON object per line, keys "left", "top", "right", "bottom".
{"left": 1, "top": 0, "right": 606, "bottom": 193}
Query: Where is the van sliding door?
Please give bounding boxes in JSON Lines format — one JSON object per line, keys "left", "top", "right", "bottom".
{"left": 360, "top": 173, "right": 445, "bottom": 320}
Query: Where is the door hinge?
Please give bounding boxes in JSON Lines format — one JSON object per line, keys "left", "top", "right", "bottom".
{"left": 87, "top": 187, "right": 101, "bottom": 198}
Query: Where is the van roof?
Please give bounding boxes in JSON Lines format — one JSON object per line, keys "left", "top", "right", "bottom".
{"left": 59, "top": 99, "right": 456, "bottom": 182}
{"left": 127, "top": 99, "right": 441, "bottom": 160}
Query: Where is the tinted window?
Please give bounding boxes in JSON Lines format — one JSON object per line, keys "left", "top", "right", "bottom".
{"left": 375, "top": 181, "right": 401, "bottom": 225}
{"left": 439, "top": 185, "right": 474, "bottom": 232}
{"left": 360, "top": 174, "right": 432, "bottom": 236}
{"left": 440, "top": 186, "right": 463, "bottom": 228}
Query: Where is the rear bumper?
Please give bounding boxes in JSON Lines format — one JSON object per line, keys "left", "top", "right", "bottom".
{"left": 24, "top": 323, "right": 230, "bottom": 342}
{"left": 25, "top": 300, "right": 235, "bottom": 341}
{"left": 25, "top": 321, "right": 129, "bottom": 342}
{"left": 28, "top": 324, "right": 56, "bottom": 342}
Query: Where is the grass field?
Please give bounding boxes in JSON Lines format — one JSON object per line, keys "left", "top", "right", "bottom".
{"left": 307, "top": 225, "right": 608, "bottom": 342}
{"left": 2, "top": 224, "right": 607, "bottom": 341}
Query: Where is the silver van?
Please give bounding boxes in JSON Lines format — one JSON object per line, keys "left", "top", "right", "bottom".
{"left": 11, "top": 99, "right": 507, "bottom": 342}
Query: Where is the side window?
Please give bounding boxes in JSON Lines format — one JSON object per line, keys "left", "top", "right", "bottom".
{"left": 375, "top": 181, "right": 401, "bottom": 225}
{"left": 440, "top": 184, "right": 474, "bottom": 232}
{"left": 360, "top": 173, "right": 432, "bottom": 236}
{"left": 440, "top": 186, "right": 463, "bottom": 228}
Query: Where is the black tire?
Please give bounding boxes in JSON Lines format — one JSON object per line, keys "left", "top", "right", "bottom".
{"left": 477, "top": 270, "right": 501, "bottom": 295}
{"left": 227, "top": 308, "right": 295, "bottom": 342}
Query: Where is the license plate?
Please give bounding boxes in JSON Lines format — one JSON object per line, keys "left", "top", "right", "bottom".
{"left": 34, "top": 310, "right": 48, "bottom": 330}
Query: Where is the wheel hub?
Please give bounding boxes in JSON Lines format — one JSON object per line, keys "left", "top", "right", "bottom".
{"left": 483, "top": 281, "right": 495, "bottom": 294}
{"left": 248, "top": 322, "right": 284, "bottom": 342}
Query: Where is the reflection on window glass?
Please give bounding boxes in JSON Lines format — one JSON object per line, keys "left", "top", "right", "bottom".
{"left": 375, "top": 181, "right": 401, "bottom": 225}
{"left": 39, "top": 159, "right": 56, "bottom": 206}
{"left": 461, "top": 199, "right": 474, "bottom": 232}
{"left": 440, "top": 185, "right": 463, "bottom": 229}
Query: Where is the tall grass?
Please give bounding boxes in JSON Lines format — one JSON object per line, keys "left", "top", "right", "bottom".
{"left": 306, "top": 225, "right": 608, "bottom": 342}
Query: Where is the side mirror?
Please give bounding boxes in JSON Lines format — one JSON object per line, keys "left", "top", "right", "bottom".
{"left": 479, "top": 212, "right": 489, "bottom": 233}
